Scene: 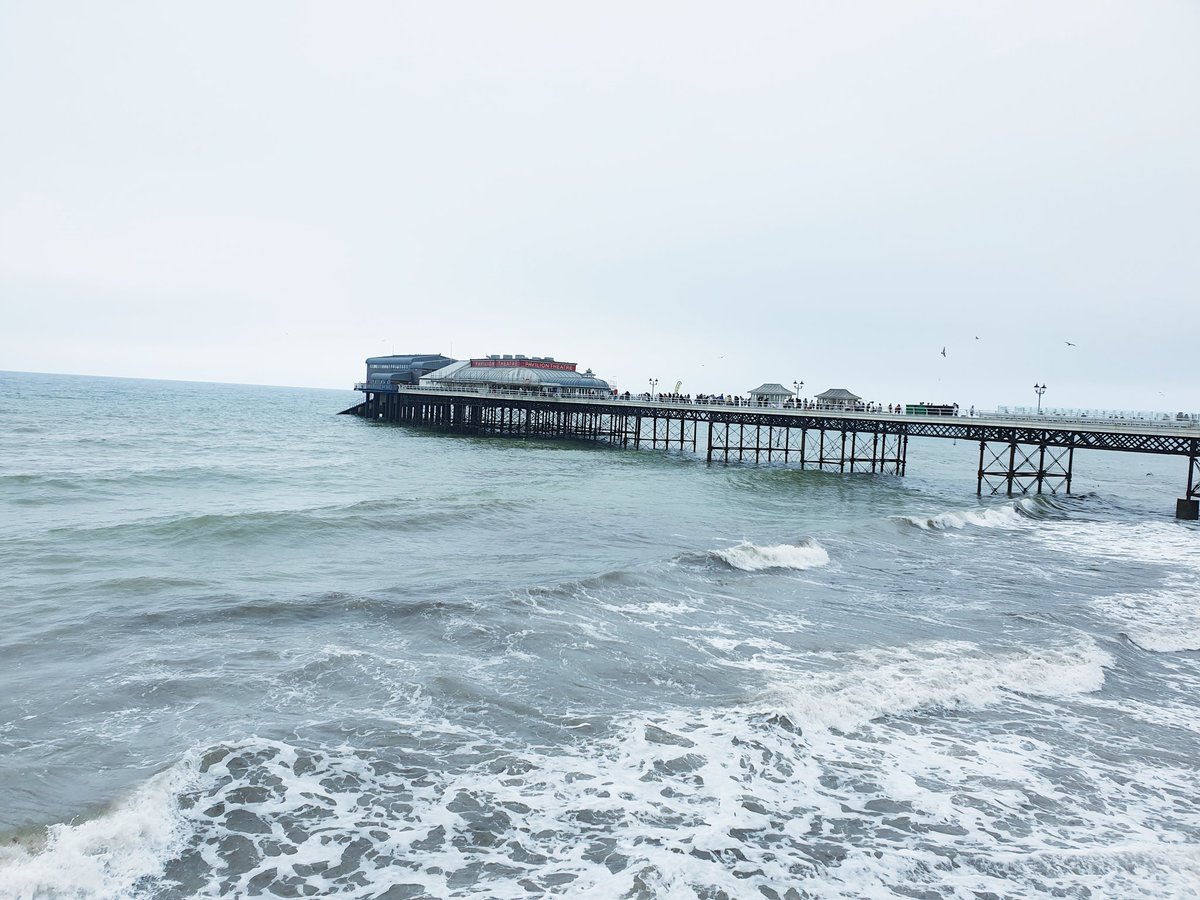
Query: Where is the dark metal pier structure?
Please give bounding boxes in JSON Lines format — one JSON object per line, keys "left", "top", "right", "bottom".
{"left": 345, "top": 387, "right": 1200, "bottom": 520}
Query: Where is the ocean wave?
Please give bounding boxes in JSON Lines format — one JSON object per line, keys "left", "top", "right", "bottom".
{"left": 8, "top": 681, "right": 1200, "bottom": 900}
{"left": 1094, "top": 576, "right": 1200, "bottom": 653}
{"left": 0, "top": 466, "right": 272, "bottom": 500}
{"left": 0, "top": 756, "right": 196, "bottom": 900}
{"left": 37, "top": 495, "right": 531, "bottom": 547}
{"left": 524, "top": 568, "right": 645, "bottom": 601}
{"left": 0, "top": 472, "right": 122, "bottom": 507}
{"left": 98, "top": 591, "right": 469, "bottom": 636}
{"left": 712, "top": 538, "right": 830, "bottom": 572}
{"left": 1130, "top": 633, "right": 1200, "bottom": 654}
{"left": 514, "top": 570, "right": 667, "bottom": 623}
{"left": 772, "top": 638, "right": 1112, "bottom": 731}
{"left": 892, "top": 498, "right": 1043, "bottom": 531}
{"left": 219, "top": 592, "right": 472, "bottom": 626}
{"left": 1035, "top": 519, "right": 1200, "bottom": 572}
{"left": 91, "top": 575, "right": 214, "bottom": 594}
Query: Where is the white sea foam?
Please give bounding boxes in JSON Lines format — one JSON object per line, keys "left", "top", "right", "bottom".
{"left": 600, "top": 599, "right": 700, "bottom": 617}
{"left": 714, "top": 538, "right": 829, "bottom": 571}
{"left": 0, "top": 756, "right": 196, "bottom": 900}
{"left": 1036, "top": 519, "right": 1200, "bottom": 571}
{"left": 1132, "top": 631, "right": 1200, "bottom": 654}
{"left": 781, "top": 843, "right": 1200, "bottom": 899}
{"left": 1094, "top": 575, "right": 1200, "bottom": 652}
{"left": 135, "top": 669, "right": 1198, "bottom": 898}
{"left": 894, "top": 499, "right": 1034, "bottom": 531}
{"left": 770, "top": 638, "right": 1112, "bottom": 732}
{"left": 11, "top": 653, "right": 1200, "bottom": 900}
{"left": 1031, "top": 519, "right": 1200, "bottom": 652}
{"left": 705, "top": 635, "right": 792, "bottom": 655}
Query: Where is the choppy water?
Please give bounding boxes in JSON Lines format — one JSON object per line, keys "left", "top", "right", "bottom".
{"left": 2, "top": 370, "right": 1199, "bottom": 899}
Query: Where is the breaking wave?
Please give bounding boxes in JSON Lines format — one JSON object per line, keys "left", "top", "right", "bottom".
{"left": 713, "top": 538, "right": 830, "bottom": 572}
{"left": 0, "top": 632, "right": 1179, "bottom": 900}
{"left": 892, "top": 498, "right": 1042, "bottom": 531}
{"left": 770, "top": 638, "right": 1112, "bottom": 732}
{"left": 0, "top": 757, "right": 196, "bottom": 900}
{"left": 1094, "top": 576, "right": 1200, "bottom": 653}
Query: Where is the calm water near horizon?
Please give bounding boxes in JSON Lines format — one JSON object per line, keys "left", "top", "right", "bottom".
{"left": 2, "top": 370, "right": 1199, "bottom": 898}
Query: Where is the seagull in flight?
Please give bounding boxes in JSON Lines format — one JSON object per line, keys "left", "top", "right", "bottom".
{"left": 1065, "top": 341, "right": 1076, "bottom": 347}
{"left": 940, "top": 347, "right": 946, "bottom": 358}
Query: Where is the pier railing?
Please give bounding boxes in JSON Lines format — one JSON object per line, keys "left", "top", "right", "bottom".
{"left": 353, "top": 384, "right": 1200, "bottom": 433}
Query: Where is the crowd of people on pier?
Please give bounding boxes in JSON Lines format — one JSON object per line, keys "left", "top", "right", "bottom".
{"left": 623, "top": 392, "right": 943, "bottom": 414}
{"left": 461, "top": 384, "right": 968, "bottom": 416}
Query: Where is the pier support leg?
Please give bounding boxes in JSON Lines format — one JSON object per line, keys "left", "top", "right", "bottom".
{"left": 1179, "top": 454, "right": 1200, "bottom": 520}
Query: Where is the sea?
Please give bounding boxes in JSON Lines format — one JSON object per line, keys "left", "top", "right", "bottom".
{"left": 2, "top": 370, "right": 1199, "bottom": 899}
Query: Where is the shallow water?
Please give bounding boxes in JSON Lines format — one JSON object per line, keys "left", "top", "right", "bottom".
{"left": 2, "top": 371, "right": 1198, "bottom": 898}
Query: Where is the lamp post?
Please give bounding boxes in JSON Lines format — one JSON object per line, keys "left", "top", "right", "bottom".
{"left": 1034, "top": 383, "right": 1047, "bottom": 414}
{"left": 793, "top": 381, "right": 803, "bottom": 408}
{"left": 649, "top": 378, "right": 658, "bottom": 399}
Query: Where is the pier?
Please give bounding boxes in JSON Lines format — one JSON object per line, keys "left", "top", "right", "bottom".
{"left": 343, "top": 386, "right": 1200, "bottom": 520}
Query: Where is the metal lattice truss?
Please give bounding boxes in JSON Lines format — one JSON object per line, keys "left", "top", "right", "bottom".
{"left": 908, "top": 423, "right": 1197, "bottom": 457}
{"left": 627, "top": 414, "right": 696, "bottom": 452}
{"left": 706, "top": 421, "right": 906, "bottom": 474}
{"left": 978, "top": 441, "right": 1074, "bottom": 496}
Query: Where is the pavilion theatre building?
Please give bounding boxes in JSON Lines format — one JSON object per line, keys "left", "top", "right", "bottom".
{"left": 419, "top": 355, "right": 613, "bottom": 398}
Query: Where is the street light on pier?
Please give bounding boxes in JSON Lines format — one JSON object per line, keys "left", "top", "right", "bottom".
{"left": 649, "top": 378, "right": 658, "bottom": 399}
{"left": 793, "top": 381, "right": 803, "bottom": 408}
{"left": 1034, "top": 383, "right": 1047, "bottom": 414}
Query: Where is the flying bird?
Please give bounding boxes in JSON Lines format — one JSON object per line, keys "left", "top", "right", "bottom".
{"left": 1065, "top": 341, "right": 1076, "bottom": 347}
{"left": 940, "top": 347, "right": 946, "bottom": 357}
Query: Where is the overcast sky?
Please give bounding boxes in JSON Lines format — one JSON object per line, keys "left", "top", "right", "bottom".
{"left": 2, "top": 1, "right": 1197, "bottom": 411}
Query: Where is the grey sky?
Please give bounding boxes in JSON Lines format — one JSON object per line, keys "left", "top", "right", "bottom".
{"left": 2, "top": 1, "right": 1197, "bottom": 411}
